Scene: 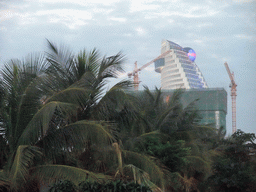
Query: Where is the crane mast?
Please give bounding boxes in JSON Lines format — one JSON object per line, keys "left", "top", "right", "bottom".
{"left": 133, "top": 61, "right": 139, "bottom": 91}
{"left": 128, "top": 50, "right": 172, "bottom": 91}
{"left": 224, "top": 62, "right": 237, "bottom": 134}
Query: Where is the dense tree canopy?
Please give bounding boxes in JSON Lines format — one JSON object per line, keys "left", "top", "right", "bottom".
{"left": 0, "top": 41, "right": 255, "bottom": 192}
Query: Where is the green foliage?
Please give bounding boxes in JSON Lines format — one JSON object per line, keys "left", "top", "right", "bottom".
{"left": 49, "top": 180, "right": 77, "bottom": 192}
{"left": 122, "top": 150, "right": 166, "bottom": 189}
{"left": 48, "top": 180, "right": 152, "bottom": 192}
{"left": 134, "top": 137, "right": 190, "bottom": 172}
{"left": 78, "top": 180, "right": 152, "bottom": 192}
{"left": 0, "top": 40, "right": 166, "bottom": 192}
{"left": 206, "top": 130, "right": 256, "bottom": 192}
{"left": 31, "top": 164, "right": 111, "bottom": 185}
{"left": 231, "top": 129, "right": 256, "bottom": 145}
{"left": 5, "top": 39, "right": 253, "bottom": 192}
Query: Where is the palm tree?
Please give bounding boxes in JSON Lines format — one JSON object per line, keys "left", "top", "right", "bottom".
{"left": 116, "top": 87, "right": 217, "bottom": 191}
{"left": 0, "top": 41, "right": 166, "bottom": 191}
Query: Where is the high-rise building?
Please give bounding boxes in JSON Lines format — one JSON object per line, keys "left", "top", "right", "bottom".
{"left": 154, "top": 40, "right": 208, "bottom": 90}
{"left": 128, "top": 88, "right": 227, "bottom": 131}
{"left": 162, "top": 88, "right": 227, "bottom": 130}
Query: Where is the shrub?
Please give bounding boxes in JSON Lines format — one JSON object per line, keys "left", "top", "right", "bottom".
{"left": 78, "top": 180, "right": 152, "bottom": 192}
{"left": 49, "top": 180, "right": 77, "bottom": 192}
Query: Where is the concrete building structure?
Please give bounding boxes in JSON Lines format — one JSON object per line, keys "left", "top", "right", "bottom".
{"left": 129, "top": 88, "right": 227, "bottom": 131}
{"left": 154, "top": 40, "right": 208, "bottom": 90}
{"left": 162, "top": 88, "right": 227, "bottom": 130}
{"left": 152, "top": 40, "right": 227, "bottom": 131}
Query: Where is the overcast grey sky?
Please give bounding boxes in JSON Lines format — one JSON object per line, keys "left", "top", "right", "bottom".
{"left": 0, "top": 0, "right": 255, "bottom": 135}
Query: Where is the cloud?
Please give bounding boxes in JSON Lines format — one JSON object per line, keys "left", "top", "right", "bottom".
{"left": 135, "top": 27, "right": 147, "bottom": 36}
{"left": 130, "top": 0, "right": 160, "bottom": 12}
{"left": 194, "top": 39, "right": 204, "bottom": 45}
{"left": 233, "top": 0, "right": 255, "bottom": 3}
{"left": 109, "top": 17, "right": 127, "bottom": 22}
{"left": 152, "top": 8, "right": 218, "bottom": 18}
{"left": 0, "top": 9, "right": 17, "bottom": 22}
{"left": 92, "top": 8, "right": 113, "bottom": 14}
{"left": 0, "top": 0, "right": 117, "bottom": 29}
{"left": 35, "top": 9, "right": 92, "bottom": 29}
{"left": 0, "top": 26, "right": 7, "bottom": 31}
{"left": 234, "top": 34, "right": 254, "bottom": 40}
{"left": 210, "top": 53, "right": 218, "bottom": 59}
{"left": 26, "top": 0, "right": 121, "bottom": 6}
{"left": 131, "top": 1, "right": 221, "bottom": 19}
{"left": 0, "top": 7, "right": 93, "bottom": 29}
{"left": 197, "top": 22, "right": 213, "bottom": 28}
{"left": 123, "top": 33, "right": 132, "bottom": 37}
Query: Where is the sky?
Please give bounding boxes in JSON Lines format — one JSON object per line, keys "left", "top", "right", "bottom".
{"left": 0, "top": 0, "right": 255, "bottom": 135}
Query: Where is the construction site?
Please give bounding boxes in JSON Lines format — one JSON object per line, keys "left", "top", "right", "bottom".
{"left": 128, "top": 40, "right": 237, "bottom": 133}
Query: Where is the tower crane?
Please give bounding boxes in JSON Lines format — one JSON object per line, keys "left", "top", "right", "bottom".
{"left": 127, "top": 50, "right": 172, "bottom": 91}
{"left": 224, "top": 62, "right": 237, "bottom": 134}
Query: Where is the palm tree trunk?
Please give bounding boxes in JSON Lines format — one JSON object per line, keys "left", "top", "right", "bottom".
{"left": 113, "top": 142, "right": 123, "bottom": 176}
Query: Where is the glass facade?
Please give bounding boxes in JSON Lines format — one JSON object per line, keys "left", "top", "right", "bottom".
{"left": 128, "top": 88, "right": 227, "bottom": 131}
{"left": 162, "top": 88, "right": 227, "bottom": 131}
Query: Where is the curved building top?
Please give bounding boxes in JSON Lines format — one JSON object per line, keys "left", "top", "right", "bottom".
{"left": 167, "top": 40, "right": 183, "bottom": 50}
{"left": 155, "top": 39, "right": 208, "bottom": 90}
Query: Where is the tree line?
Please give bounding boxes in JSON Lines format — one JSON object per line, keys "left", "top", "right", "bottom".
{"left": 0, "top": 41, "right": 255, "bottom": 192}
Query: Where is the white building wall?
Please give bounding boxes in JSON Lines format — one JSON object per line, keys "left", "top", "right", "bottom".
{"left": 159, "top": 40, "right": 208, "bottom": 90}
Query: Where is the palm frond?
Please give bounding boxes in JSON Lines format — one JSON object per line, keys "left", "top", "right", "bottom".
{"left": 1, "top": 54, "right": 48, "bottom": 150}
{"left": 92, "top": 80, "right": 134, "bottom": 120}
{"left": 46, "top": 87, "right": 92, "bottom": 108}
{"left": 142, "top": 85, "right": 155, "bottom": 103}
{"left": 0, "top": 170, "right": 9, "bottom": 184}
{"left": 98, "top": 52, "right": 125, "bottom": 80}
{"left": 122, "top": 150, "right": 166, "bottom": 189}
{"left": 154, "top": 104, "right": 178, "bottom": 131}
{"left": 9, "top": 145, "right": 42, "bottom": 189}
{"left": 45, "top": 40, "right": 76, "bottom": 89}
{"left": 153, "top": 87, "right": 162, "bottom": 108}
{"left": 18, "top": 101, "right": 77, "bottom": 146}
{"left": 185, "top": 155, "right": 211, "bottom": 174}
{"left": 137, "top": 131, "right": 170, "bottom": 143}
{"left": 30, "top": 164, "right": 111, "bottom": 185}
{"left": 123, "top": 164, "right": 162, "bottom": 192}
{"left": 37, "top": 120, "right": 115, "bottom": 156}
{"left": 1, "top": 60, "right": 21, "bottom": 94}
{"left": 76, "top": 48, "right": 100, "bottom": 79}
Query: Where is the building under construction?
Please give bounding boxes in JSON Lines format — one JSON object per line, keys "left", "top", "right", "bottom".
{"left": 155, "top": 40, "right": 208, "bottom": 89}
{"left": 162, "top": 88, "right": 227, "bottom": 130}
{"left": 128, "top": 39, "right": 228, "bottom": 132}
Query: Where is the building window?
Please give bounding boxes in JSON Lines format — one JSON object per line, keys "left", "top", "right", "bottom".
{"left": 169, "top": 78, "right": 183, "bottom": 83}
{"left": 171, "top": 74, "right": 181, "bottom": 79}
{"left": 181, "top": 64, "right": 195, "bottom": 70}
{"left": 184, "top": 68, "right": 197, "bottom": 75}
{"left": 165, "top": 64, "right": 177, "bottom": 70}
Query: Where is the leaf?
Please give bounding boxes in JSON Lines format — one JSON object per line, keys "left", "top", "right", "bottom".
{"left": 9, "top": 145, "right": 42, "bottom": 189}
{"left": 92, "top": 80, "right": 134, "bottom": 120}
{"left": 18, "top": 101, "right": 77, "bottom": 145}
{"left": 185, "top": 155, "right": 211, "bottom": 174}
{"left": 76, "top": 48, "right": 100, "bottom": 79}
{"left": 46, "top": 87, "right": 92, "bottom": 108}
{"left": 98, "top": 52, "right": 125, "bottom": 80}
{"left": 123, "top": 164, "right": 162, "bottom": 192}
{"left": 122, "top": 150, "right": 166, "bottom": 189}
{"left": 0, "top": 169, "right": 10, "bottom": 188}
{"left": 37, "top": 120, "right": 116, "bottom": 156}
{"left": 30, "top": 165, "right": 111, "bottom": 185}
